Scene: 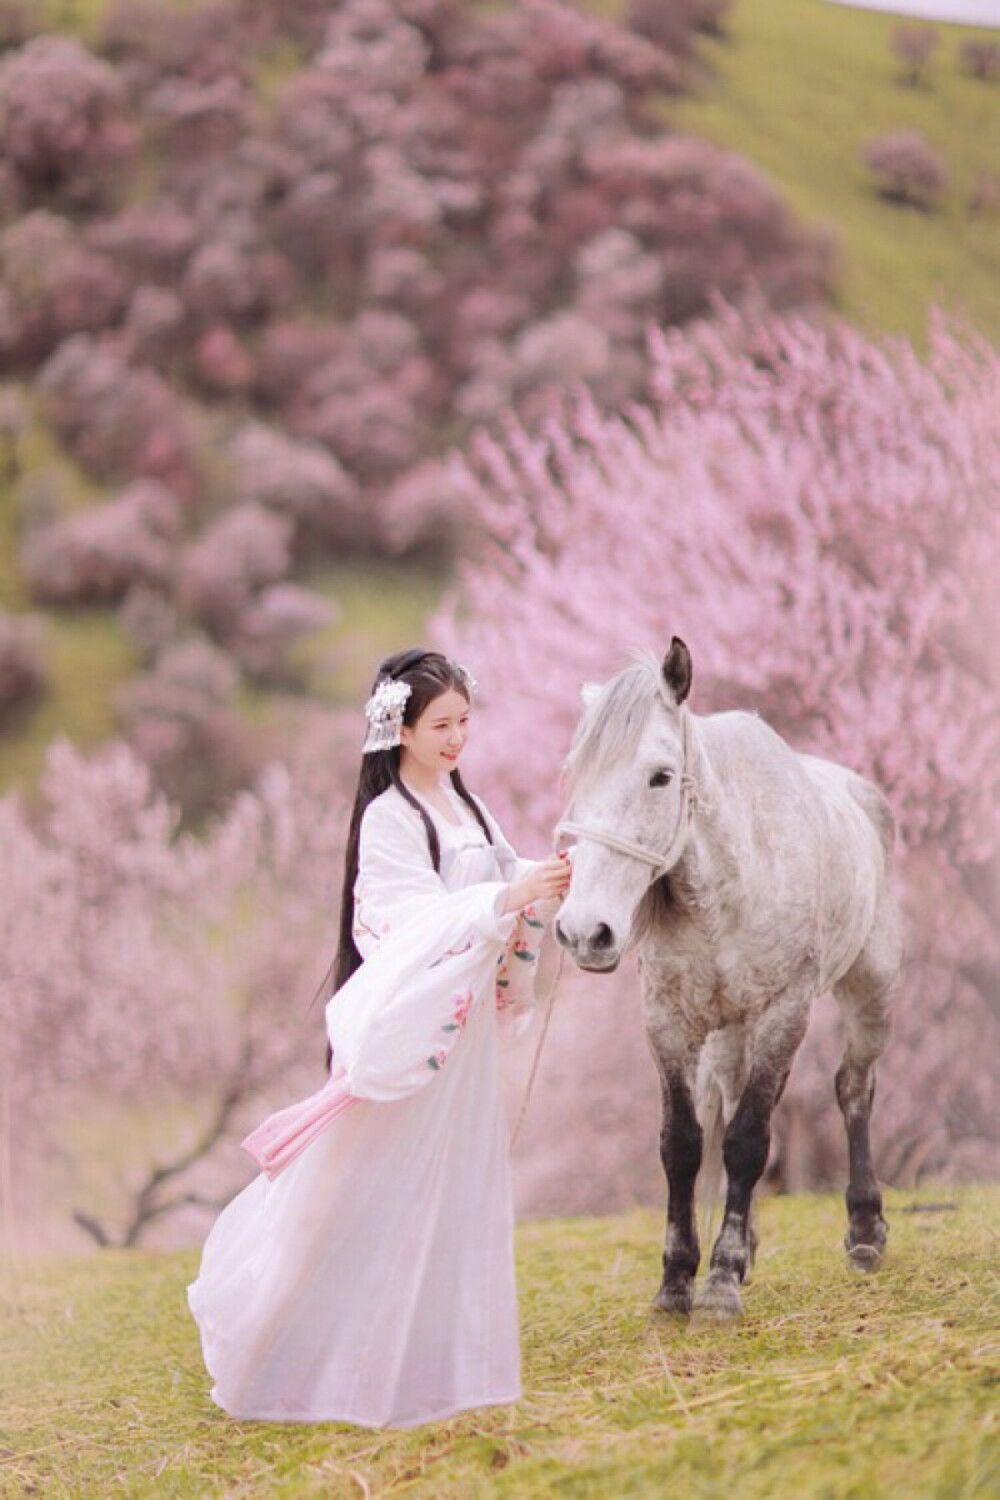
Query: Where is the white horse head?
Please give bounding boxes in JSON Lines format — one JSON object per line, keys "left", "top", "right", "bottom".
{"left": 556, "top": 638, "right": 694, "bottom": 971}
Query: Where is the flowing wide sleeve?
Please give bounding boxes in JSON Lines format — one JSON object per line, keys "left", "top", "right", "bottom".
{"left": 327, "top": 793, "right": 518, "bottom": 1100}
{"left": 476, "top": 799, "right": 560, "bottom": 1038}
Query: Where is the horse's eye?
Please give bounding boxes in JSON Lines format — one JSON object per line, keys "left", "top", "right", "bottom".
{"left": 649, "top": 768, "right": 674, "bottom": 788}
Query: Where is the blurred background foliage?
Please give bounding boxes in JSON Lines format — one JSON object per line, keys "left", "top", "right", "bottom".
{"left": 0, "top": 0, "right": 997, "bottom": 1244}
{"left": 0, "top": 0, "right": 997, "bottom": 815}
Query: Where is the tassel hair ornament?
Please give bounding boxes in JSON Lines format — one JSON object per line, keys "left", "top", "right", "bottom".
{"left": 361, "top": 660, "right": 478, "bottom": 755}
{"left": 363, "top": 679, "right": 412, "bottom": 754}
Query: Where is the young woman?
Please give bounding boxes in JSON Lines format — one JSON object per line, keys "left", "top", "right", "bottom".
{"left": 188, "top": 649, "right": 571, "bottom": 1428}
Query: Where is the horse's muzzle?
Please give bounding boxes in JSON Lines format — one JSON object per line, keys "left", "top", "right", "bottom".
{"left": 554, "top": 918, "right": 622, "bottom": 973}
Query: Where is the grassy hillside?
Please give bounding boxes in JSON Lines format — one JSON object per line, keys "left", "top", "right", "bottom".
{"left": 669, "top": 0, "right": 1000, "bottom": 342}
{"left": 1, "top": 1187, "right": 997, "bottom": 1498}
{"left": 4, "top": 0, "right": 999, "bottom": 788}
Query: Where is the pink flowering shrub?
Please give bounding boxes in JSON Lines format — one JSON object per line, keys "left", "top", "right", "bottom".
{"left": 228, "top": 422, "right": 360, "bottom": 551}
{"left": 253, "top": 320, "right": 343, "bottom": 408}
{"left": 0, "top": 737, "right": 344, "bottom": 1244}
{"left": 958, "top": 37, "right": 1000, "bottom": 81}
{"left": 86, "top": 206, "right": 197, "bottom": 282}
{"left": 891, "top": 24, "right": 939, "bottom": 87}
{"left": 38, "top": 335, "right": 201, "bottom": 496}
{"left": 863, "top": 130, "right": 949, "bottom": 210}
{"left": 100, "top": 0, "right": 245, "bottom": 93}
{"left": 437, "top": 310, "right": 1000, "bottom": 1183}
{"left": 626, "top": 0, "right": 732, "bottom": 52}
{"left": 176, "top": 502, "right": 332, "bottom": 682}
{"left": 232, "top": 583, "right": 335, "bottom": 687}
{"left": 189, "top": 323, "right": 254, "bottom": 393}
{"left": 0, "top": 0, "right": 835, "bottom": 577}
{"left": 0, "top": 213, "right": 128, "bottom": 367}
{"left": 0, "top": 36, "right": 136, "bottom": 206}
{"left": 22, "top": 479, "right": 181, "bottom": 607}
{"left": 145, "top": 73, "right": 247, "bottom": 155}
{"left": 181, "top": 240, "right": 295, "bottom": 332}
{"left": 380, "top": 458, "right": 480, "bottom": 554}
{"left": 178, "top": 503, "right": 293, "bottom": 639}
{"left": 117, "top": 637, "right": 259, "bottom": 817}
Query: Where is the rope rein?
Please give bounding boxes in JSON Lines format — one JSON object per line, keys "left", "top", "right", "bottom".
{"left": 513, "top": 709, "right": 699, "bottom": 1143}
{"left": 510, "top": 947, "right": 566, "bottom": 1146}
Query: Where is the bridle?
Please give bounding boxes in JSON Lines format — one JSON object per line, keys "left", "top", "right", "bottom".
{"left": 557, "top": 707, "right": 698, "bottom": 883}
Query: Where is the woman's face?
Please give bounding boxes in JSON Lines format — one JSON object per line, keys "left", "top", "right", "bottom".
{"left": 399, "top": 687, "right": 471, "bottom": 779}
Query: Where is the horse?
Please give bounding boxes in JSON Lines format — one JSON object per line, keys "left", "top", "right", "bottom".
{"left": 554, "top": 638, "right": 902, "bottom": 1321}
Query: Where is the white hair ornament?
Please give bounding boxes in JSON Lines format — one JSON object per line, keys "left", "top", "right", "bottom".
{"left": 363, "top": 679, "right": 412, "bottom": 754}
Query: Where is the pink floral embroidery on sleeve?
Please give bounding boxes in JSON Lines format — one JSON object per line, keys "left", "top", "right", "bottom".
{"left": 426, "top": 990, "right": 474, "bottom": 1069}
{"left": 352, "top": 882, "right": 390, "bottom": 948}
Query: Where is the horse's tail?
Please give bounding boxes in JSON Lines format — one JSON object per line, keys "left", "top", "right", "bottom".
{"left": 696, "top": 1067, "right": 726, "bottom": 1252}
{"left": 848, "top": 773, "right": 896, "bottom": 872}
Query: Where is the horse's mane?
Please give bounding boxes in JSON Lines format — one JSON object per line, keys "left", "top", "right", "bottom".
{"left": 566, "top": 651, "right": 666, "bottom": 789}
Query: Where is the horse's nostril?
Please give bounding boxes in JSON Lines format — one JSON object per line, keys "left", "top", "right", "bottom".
{"left": 592, "top": 922, "right": 613, "bottom": 951}
{"left": 554, "top": 919, "right": 568, "bottom": 948}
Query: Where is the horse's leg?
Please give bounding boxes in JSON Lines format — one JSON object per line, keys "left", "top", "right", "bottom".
{"left": 833, "top": 929, "right": 897, "bottom": 1270}
{"left": 695, "top": 997, "right": 809, "bottom": 1322}
{"left": 651, "top": 1057, "right": 703, "bottom": 1316}
{"left": 698, "top": 1028, "right": 752, "bottom": 1271}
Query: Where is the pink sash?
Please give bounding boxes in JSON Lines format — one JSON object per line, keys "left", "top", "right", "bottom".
{"left": 241, "top": 1071, "right": 358, "bottom": 1181}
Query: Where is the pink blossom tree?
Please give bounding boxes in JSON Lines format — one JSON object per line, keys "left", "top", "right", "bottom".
{"left": 0, "top": 212, "right": 128, "bottom": 367}
{"left": 22, "top": 478, "right": 181, "bottom": 607}
{"left": 0, "top": 738, "right": 344, "bottom": 1247}
{"left": 436, "top": 308, "right": 1000, "bottom": 1183}
{"left": 891, "top": 24, "right": 939, "bottom": 87}
{"left": 958, "top": 37, "right": 1000, "bottom": 82}
{"left": 863, "top": 130, "right": 949, "bottom": 210}
{"left": 38, "top": 334, "right": 202, "bottom": 498}
{"left": 227, "top": 421, "right": 361, "bottom": 551}
{"left": 0, "top": 35, "right": 136, "bottom": 207}
{"left": 177, "top": 503, "right": 333, "bottom": 684}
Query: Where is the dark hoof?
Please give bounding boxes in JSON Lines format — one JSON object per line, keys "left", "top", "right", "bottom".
{"left": 845, "top": 1216, "right": 887, "bottom": 1272}
{"left": 653, "top": 1282, "right": 692, "bottom": 1317}
{"left": 691, "top": 1276, "right": 743, "bottom": 1325}
{"left": 847, "top": 1242, "right": 884, "bottom": 1273}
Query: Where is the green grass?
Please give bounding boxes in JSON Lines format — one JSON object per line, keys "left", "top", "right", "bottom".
{"left": 0, "top": 611, "right": 138, "bottom": 793}
{"left": 37, "top": 0, "right": 202, "bottom": 39}
{"left": 1, "top": 1187, "right": 997, "bottom": 1498}
{"left": 298, "top": 559, "right": 450, "bottom": 706}
{"left": 669, "top": 0, "right": 1000, "bottom": 343}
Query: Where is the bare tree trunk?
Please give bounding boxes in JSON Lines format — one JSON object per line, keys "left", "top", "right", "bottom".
{"left": 72, "top": 1036, "right": 264, "bottom": 1249}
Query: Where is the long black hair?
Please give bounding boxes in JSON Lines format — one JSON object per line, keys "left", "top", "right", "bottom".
{"left": 321, "top": 649, "right": 492, "bottom": 1066}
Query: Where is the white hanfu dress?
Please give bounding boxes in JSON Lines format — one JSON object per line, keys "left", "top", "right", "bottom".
{"left": 187, "top": 783, "right": 546, "bottom": 1428}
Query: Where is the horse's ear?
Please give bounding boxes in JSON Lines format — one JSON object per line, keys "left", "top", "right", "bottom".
{"left": 662, "top": 637, "right": 692, "bottom": 705}
{"left": 580, "top": 682, "right": 601, "bottom": 708}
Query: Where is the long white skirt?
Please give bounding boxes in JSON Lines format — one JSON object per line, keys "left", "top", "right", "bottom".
{"left": 187, "top": 993, "right": 520, "bottom": 1427}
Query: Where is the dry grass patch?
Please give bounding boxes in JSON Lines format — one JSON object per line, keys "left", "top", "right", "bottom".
{"left": 1, "top": 1186, "right": 997, "bottom": 1497}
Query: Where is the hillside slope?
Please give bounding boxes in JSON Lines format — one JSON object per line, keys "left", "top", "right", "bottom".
{"left": 0, "top": 0, "right": 832, "bottom": 805}
{"left": 670, "top": 0, "right": 1000, "bottom": 341}
{"left": 2, "top": 1188, "right": 997, "bottom": 1497}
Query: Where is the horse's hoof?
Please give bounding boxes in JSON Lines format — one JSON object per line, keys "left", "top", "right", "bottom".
{"left": 653, "top": 1283, "right": 692, "bottom": 1318}
{"left": 845, "top": 1217, "right": 887, "bottom": 1272}
{"left": 847, "top": 1242, "right": 883, "bottom": 1273}
{"left": 691, "top": 1278, "right": 743, "bottom": 1325}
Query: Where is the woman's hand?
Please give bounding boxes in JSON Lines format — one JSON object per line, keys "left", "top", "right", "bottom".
{"left": 502, "top": 853, "right": 572, "bottom": 914}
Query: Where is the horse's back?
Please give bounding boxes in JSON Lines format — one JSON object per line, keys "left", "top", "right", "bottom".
{"left": 796, "top": 752, "right": 896, "bottom": 872}
{"left": 696, "top": 714, "right": 896, "bottom": 990}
